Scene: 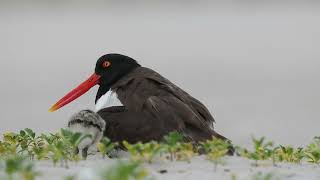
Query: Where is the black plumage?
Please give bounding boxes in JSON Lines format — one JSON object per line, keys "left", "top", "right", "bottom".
{"left": 51, "top": 53, "right": 230, "bottom": 148}
{"left": 95, "top": 55, "right": 228, "bottom": 144}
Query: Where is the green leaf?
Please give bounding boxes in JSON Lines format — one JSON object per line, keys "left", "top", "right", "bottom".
{"left": 70, "top": 133, "right": 82, "bottom": 146}
{"left": 20, "top": 130, "right": 26, "bottom": 137}
{"left": 60, "top": 129, "right": 73, "bottom": 139}
{"left": 163, "top": 131, "right": 183, "bottom": 145}
{"left": 24, "top": 128, "right": 36, "bottom": 139}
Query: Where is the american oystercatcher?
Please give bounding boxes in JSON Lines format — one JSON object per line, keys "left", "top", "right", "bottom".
{"left": 50, "top": 54, "right": 230, "bottom": 155}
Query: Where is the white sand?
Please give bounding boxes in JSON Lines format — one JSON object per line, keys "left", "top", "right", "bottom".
{"left": 35, "top": 155, "right": 320, "bottom": 180}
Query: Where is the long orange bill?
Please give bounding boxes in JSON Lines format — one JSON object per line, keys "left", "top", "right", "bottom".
{"left": 49, "top": 73, "right": 101, "bottom": 112}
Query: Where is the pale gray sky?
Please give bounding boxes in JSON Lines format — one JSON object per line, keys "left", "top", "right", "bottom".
{"left": 0, "top": 1, "right": 319, "bottom": 147}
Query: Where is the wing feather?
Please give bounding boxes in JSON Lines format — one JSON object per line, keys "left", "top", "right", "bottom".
{"left": 112, "top": 67, "right": 216, "bottom": 134}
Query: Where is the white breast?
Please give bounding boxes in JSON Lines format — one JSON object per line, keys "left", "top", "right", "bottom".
{"left": 95, "top": 90, "right": 123, "bottom": 112}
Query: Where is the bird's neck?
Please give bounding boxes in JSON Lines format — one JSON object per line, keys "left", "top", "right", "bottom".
{"left": 95, "top": 85, "right": 110, "bottom": 104}
{"left": 95, "top": 89, "right": 123, "bottom": 112}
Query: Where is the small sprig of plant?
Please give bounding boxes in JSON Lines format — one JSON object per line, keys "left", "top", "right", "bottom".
{"left": 162, "top": 131, "right": 184, "bottom": 161}
{"left": 98, "top": 137, "right": 118, "bottom": 159}
{"left": 239, "top": 137, "right": 274, "bottom": 166}
{"left": 2, "top": 129, "right": 48, "bottom": 161}
{"left": 45, "top": 129, "right": 92, "bottom": 167}
{"left": 200, "top": 138, "right": 230, "bottom": 170}
{"left": 304, "top": 136, "right": 320, "bottom": 164}
{"left": 123, "top": 132, "right": 197, "bottom": 163}
{"left": 0, "top": 133, "right": 19, "bottom": 157}
{"left": 273, "top": 145, "right": 304, "bottom": 164}
{"left": 175, "top": 142, "right": 196, "bottom": 162}
{"left": 0, "top": 155, "right": 40, "bottom": 180}
{"left": 123, "top": 141, "right": 164, "bottom": 163}
{"left": 99, "top": 160, "right": 152, "bottom": 180}
{"left": 18, "top": 128, "right": 46, "bottom": 160}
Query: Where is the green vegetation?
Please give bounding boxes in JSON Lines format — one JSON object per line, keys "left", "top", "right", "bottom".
{"left": 162, "top": 131, "right": 184, "bottom": 161}
{"left": 174, "top": 142, "right": 196, "bottom": 162}
{"left": 236, "top": 138, "right": 266, "bottom": 166}
{"left": 98, "top": 137, "right": 118, "bottom": 159}
{"left": 1, "top": 129, "right": 47, "bottom": 161}
{"left": 1, "top": 128, "right": 320, "bottom": 180}
{"left": 273, "top": 145, "right": 304, "bottom": 164}
{"left": 122, "top": 132, "right": 196, "bottom": 163}
{"left": 17, "top": 128, "right": 45, "bottom": 160}
{"left": 162, "top": 132, "right": 197, "bottom": 162}
{"left": 99, "top": 160, "right": 152, "bottom": 180}
{"left": 304, "top": 137, "right": 320, "bottom": 164}
{"left": 1, "top": 129, "right": 320, "bottom": 167}
{"left": 1, "top": 128, "right": 93, "bottom": 168}
{"left": 239, "top": 137, "right": 275, "bottom": 166}
{"left": 123, "top": 141, "right": 164, "bottom": 163}
{"left": 201, "top": 138, "right": 231, "bottom": 170}
{"left": 45, "top": 128, "right": 92, "bottom": 167}
{"left": 236, "top": 136, "right": 320, "bottom": 167}
{"left": 0, "top": 155, "right": 40, "bottom": 180}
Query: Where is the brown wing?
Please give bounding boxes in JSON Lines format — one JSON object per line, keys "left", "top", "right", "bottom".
{"left": 144, "top": 95, "right": 218, "bottom": 141}
{"left": 146, "top": 76, "right": 216, "bottom": 123}
{"left": 112, "top": 67, "right": 216, "bottom": 129}
{"left": 108, "top": 67, "right": 224, "bottom": 141}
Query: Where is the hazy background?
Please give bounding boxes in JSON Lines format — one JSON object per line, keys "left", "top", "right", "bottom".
{"left": 0, "top": 1, "right": 319, "bottom": 147}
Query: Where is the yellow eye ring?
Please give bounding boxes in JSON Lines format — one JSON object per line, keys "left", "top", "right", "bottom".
{"left": 102, "top": 61, "right": 111, "bottom": 68}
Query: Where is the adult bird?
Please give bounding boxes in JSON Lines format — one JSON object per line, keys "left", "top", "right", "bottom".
{"left": 49, "top": 54, "right": 230, "bottom": 153}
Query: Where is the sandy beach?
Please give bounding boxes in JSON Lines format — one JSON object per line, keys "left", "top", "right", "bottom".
{"left": 33, "top": 155, "right": 320, "bottom": 180}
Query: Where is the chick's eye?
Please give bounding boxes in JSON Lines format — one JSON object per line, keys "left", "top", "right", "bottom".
{"left": 102, "top": 61, "right": 111, "bottom": 68}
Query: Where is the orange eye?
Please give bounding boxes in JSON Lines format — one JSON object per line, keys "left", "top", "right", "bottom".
{"left": 102, "top": 61, "right": 111, "bottom": 68}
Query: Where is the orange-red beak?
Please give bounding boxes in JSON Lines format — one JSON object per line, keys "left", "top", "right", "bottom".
{"left": 49, "top": 73, "right": 101, "bottom": 112}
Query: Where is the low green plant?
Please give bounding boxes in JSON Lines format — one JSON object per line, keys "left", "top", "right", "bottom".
{"left": 304, "top": 137, "right": 320, "bottom": 164}
{"left": 40, "top": 133, "right": 60, "bottom": 146}
{"left": 46, "top": 129, "right": 92, "bottom": 167}
{"left": 98, "top": 137, "right": 118, "bottom": 159}
{"left": 0, "top": 128, "right": 96, "bottom": 168}
{"left": 1, "top": 129, "right": 48, "bottom": 160}
{"left": 123, "top": 141, "right": 163, "bottom": 163}
{"left": 252, "top": 137, "right": 274, "bottom": 160}
{"left": 240, "top": 137, "right": 274, "bottom": 166}
{"left": 175, "top": 142, "right": 196, "bottom": 162}
{"left": 1, "top": 127, "right": 320, "bottom": 175}
{"left": 0, "top": 155, "right": 40, "bottom": 180}
{"left": 17, "top": 128, "right": 46, "bottom": 160}
{"left": 123, "top": 132, "right": 196, "bottom": 163}
{"left": 162, "top": 131, "right": 184, "bottom": 161}
{"left": 0, "top": 134, "right": 18, "bottom": 157}
{"left": 201, "top": 138, "right": 230, "bottom": 170}
{"left": 99, "top": 160, "right": 152, "bottom": 180}
{"left": 274, "top": 145, "right": 304, "bottom": 164}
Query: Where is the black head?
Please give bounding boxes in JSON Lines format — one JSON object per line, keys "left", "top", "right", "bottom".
{"left": 95, "top": 54, "right": 140, "bottom": 102}
{"left": 49, "top": 53, "right": 140, "bottom": 112}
